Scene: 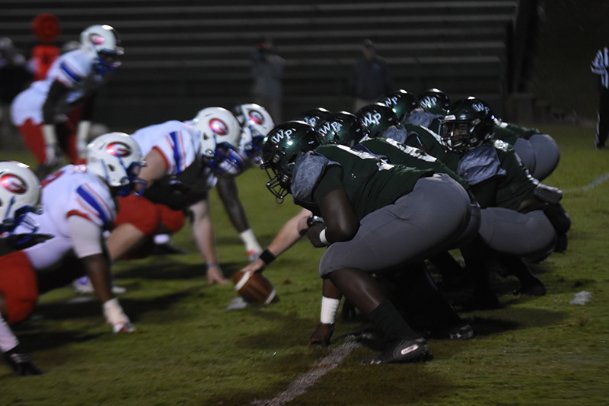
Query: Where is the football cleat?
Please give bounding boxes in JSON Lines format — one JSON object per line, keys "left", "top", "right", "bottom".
{"left": 369, "top": 337, "right": 432, "bottom": 364}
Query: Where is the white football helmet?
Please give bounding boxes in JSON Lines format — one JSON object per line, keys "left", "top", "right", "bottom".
{"left": 86, "top": 132, "right": 145, "bottom": 196}
{"left": 0, "top": 161, "right": 41, "bottom": 233}
{"left": 80, "top": 24, "right": 124, "bottom": 72}
{"left": 234, "top": 103, "right": 274, "bottom": 164}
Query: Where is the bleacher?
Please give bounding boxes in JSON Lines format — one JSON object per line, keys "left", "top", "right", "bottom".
{"left": 1, "top": 0, "right": 521, "bottom": 128}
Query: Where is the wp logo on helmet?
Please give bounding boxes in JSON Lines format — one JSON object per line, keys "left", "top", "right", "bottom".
{"left": 360, "top": 111, "right": 382, "bottom": 127}
{"left": 106, "top": 142, "right": 132, "bottom": 157}
{"left": 0, "top": 174, "right": 27, "bottom": 194}
{"left": 270, "top": 128, "right": 294, "bottom": 144}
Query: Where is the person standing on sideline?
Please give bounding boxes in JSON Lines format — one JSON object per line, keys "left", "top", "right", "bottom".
{"left": 591, "top": 45, "right": 609, "bottom": 149}
{"left": 350, "top": 39, "right": 392, "bottom": 112}
{"left": 251, "top": 37, "right": 285, "bottom": 123}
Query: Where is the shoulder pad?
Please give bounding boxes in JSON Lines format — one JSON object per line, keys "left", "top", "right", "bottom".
{"left": 292, "top": 152, "right": 338, "bottom": 205}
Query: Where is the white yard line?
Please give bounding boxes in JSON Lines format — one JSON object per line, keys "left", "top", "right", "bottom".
{"left": 564, "top": 172, "right": 609, "bottom": 193}
{"left": 252, "top": 338, "right": 361, "bottom": 406}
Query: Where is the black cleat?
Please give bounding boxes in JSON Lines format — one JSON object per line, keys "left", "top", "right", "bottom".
{"left": 369, "top": 338, "right": 432, "bottom": 364}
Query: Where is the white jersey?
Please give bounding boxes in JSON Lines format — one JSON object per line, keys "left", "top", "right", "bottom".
{"left": 10, "top": 48, "right": 104, "bottom": 126}
{"left": 16, "top": 165, "right": 116, "bottom": 270}
{"left": 131, "top": 120, "right": 202, "bottom": 176}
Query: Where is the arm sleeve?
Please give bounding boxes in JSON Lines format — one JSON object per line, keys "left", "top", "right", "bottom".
{"left": 67, "top": 215, "right": 104, "bottom": 258}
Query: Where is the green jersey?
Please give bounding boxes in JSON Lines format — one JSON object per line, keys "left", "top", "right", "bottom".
{"left": 290, "top": 144, "right": 434, "bottom": 219}
{"left": 359, "top": 138, "right": 467, "bottom": 189}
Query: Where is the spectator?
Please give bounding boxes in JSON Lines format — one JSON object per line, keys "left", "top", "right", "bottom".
{"left": 251, "top": 37, "right": 285, "bottom": 122}
{"left": 350, "top": 39, "right": 392, "bottom": 112}
{"left": 591, "top": 45, "right": 609, "bottom": 149}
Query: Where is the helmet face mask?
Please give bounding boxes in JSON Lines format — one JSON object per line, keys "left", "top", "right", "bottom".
{"left": 261, "top": 121, "right": 320, "bottom": 202}
{"left": 207, "top": 143, "right": 246, "bottom": 177}
{"left": 234, "top": 103, "right": 274, "bottom": 165}
{"left": 86, "top": 132, "right": 145, "bottom": 196}
{"left": 0, "top": 162, "right": 41, "bottom": 234}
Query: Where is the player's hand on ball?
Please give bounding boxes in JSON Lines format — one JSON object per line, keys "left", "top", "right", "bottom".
{"left": 309, "top": 323, "right": 335, "bottom": 347}
{"left": 232, "top": 270, "right": 278, "bottom": 304}
{"left": 3, "top": 346, "right": 42, "bottom": 376}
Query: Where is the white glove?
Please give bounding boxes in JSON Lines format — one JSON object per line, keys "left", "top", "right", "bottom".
{"left": 103, "top": 298, "right": 135, "bottom": 333}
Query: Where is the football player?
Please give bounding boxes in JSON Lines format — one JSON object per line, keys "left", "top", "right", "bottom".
{"left": 0, "top": 161, "right": 43, "bottom": 375}
{"left": 105, "top": 107, "right": 244, "bottom": 284}
{"left": 261, "top": 121, "right": 476, "bottom": 363}
{"left": 0, "top": 133, "right": 142, "bottom": 358}
{"left": 11, "top": 24, "right": 123, "bottom": 177}
{"left": 147, "top": 103, "right": 273, "bottom": 262}
{"left": 439, "top": 97, "right": 571, "bottom": 306}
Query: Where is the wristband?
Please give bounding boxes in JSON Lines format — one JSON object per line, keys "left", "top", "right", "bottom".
{"left": 319, "top": 228, "right": 328, "bottom": 245}
{"left": 320, "top": 296, "right": 340, "bottom": 324}
{"left": 207, "top": 262, "right": 219, "bottom": 269}
{"left": 258, "top": 249, "right": 276, "bottom": 265}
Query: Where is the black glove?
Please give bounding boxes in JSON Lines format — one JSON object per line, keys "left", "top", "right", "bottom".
{"left": 4, "top": 345, "right": 42, "bottom": 376}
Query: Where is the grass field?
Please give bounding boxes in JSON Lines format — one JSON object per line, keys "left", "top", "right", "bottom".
{"left": 1, "top": 124, "right": 609, "bottom": 405}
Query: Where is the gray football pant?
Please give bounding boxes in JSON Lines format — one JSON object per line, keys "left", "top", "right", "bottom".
{"left": 529, "top": 133, "right": 560, "bottom": 181}
{"left": 319, "top": 173, "right": 474, "bottom": 276}
{"left": 479, "top": 207, "right": 556, "bottom": 257}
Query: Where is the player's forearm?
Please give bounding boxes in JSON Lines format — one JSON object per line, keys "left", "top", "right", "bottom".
{"left": 81, "top": 253, "right": 115, "bottom": 303}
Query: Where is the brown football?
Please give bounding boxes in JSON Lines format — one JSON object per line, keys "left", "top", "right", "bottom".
{"left": 232, "top": 270, "right": 279, "bottom": 304}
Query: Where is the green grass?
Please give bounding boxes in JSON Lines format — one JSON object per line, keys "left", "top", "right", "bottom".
{"left": 1, "top": 124, "right": 609, "bottom": 405}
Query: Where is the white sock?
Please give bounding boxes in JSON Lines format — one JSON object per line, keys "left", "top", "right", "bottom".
{"left": 0, "top": 314, "right": 18, "bottom": 352}
{"left": 239, "top": 229, "right": 262, "bottom": 254}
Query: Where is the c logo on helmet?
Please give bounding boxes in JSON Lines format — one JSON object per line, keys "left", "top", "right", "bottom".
{"left": 247, "top": 110, "right": 264, "bottom": 125}
{"left": 106, "top": 142, "right": 132, "bottom": 157}
{"left": 89, "top": 33, "right": 106, "bottom": 46}
{"left": 209, "top": 118, "right": 228, "bottom": 136}
{"left": 0, "top": 173, "right": 27, "bottom": 195}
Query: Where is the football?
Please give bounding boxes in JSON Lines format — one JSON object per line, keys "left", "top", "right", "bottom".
{"left": 232, "top": 270, "right": 279, "bottom": 304}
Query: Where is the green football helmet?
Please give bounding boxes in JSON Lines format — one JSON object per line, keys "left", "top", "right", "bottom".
{"left": 315, "top": 111, "right": 364, "bottom": 147}
{"left": 356, "top": 103, "right": 400, "bottom": 138}
{"left": 295, "top": 107, "right": 334, "bottom": 129}
{"left": 418, "top": 88, "right": 450, "bottom": 115}
{"left": 378, "top": 89, "right": 417, "bottom": 123}
{"left": 261, "top": 121, "right": 320, "bottom": 202}
{"left": 441, "top": 97, "right": 495, "bottom": 153}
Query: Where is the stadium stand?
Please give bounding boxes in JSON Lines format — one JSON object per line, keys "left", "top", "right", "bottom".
{"left": 0, "top": 0, "right": 530, "bottom": 128}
